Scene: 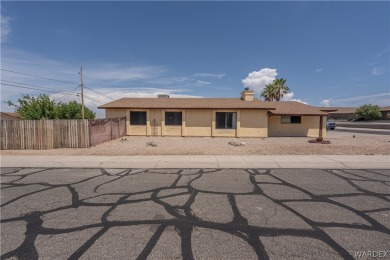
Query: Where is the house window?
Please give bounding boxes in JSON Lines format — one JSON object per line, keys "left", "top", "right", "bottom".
{"left": 216, "top": 112, "right": 237, "bottom": 129}
{"left": 165, "top": 112, "right": 182, "bottom": 126}
{"left": 281, "top": 116, "right": 301, "bottom": 124}
{"left": 130, "top": 111, "right": 147, "bottom": 125}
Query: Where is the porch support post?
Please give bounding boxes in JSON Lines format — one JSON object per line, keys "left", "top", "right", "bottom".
{"left": 319, "top": 116, "right": 323, "bottom": 138}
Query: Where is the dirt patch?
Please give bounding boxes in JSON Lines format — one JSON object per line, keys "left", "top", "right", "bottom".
{"left": 1, "top": 131, "right": 389, "bottom": 156}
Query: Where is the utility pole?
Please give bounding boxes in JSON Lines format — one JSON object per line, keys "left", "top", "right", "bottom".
{"left": 79, "top": 67, "right": 85, "bottom": 119}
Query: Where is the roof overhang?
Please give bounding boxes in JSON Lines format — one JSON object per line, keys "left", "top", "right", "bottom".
{"left": 98, "top": 106, "right": 276, "bottom": 110}
{"left": 267, "top": 111, "right": 329, "bottom": 116}
{"left": 320, "top": 108, "right": 338, "bottom": 112}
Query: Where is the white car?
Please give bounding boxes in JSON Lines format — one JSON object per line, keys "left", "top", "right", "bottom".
{"left": 326, "top": 121, "right": 336, "bottom": 130}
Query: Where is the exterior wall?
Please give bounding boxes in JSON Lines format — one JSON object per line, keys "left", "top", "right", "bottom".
{"left": 148, "top": 109, "right": 162, "bottom": 136}
{"left": 165, "top": 126, "right": 182, "bottom": 136}
{"left": 328, "top": 113, "right": 355, "bottom": 121}
{"left": 106, "top": 108, "right": 326, "bottom": 138}
{"left": 380, "top": 111, "right": 390, "bottom": 120}
{"left": 105, "top": 109, "right": 126, "bottom": 118}
{"left": 184, "top": 109, "right": 212, "bottom": 136}
{"left": 117, "top": 108, "right": 270, "bottom": 137}
{"left": 239, "top": 110, "right": 268, "bottom": 137}
{"left": 268, "top": 116, "right": 326, "bottom": 138}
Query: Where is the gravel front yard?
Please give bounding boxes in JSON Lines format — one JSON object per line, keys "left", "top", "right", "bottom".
{"left": 1, "top": 131, "right": 389, "bottom": 156}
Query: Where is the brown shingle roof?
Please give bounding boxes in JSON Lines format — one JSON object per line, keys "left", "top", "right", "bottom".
{"left": 325, "top": 107, "right": 357, "bottom": 114}
{"left": 0, "top": 112, "right": 20, "bottom": 119}
{"left": 99, "top": 98, "right": 328, "bottom": 116}
{"left": 98, "top": 98, "right": 277, "bottom": 110}
{"left": 268, "top": 102, "right": 328, "bottom": 116}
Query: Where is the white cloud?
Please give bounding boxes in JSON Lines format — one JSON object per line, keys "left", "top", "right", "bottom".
{"left": 316, "top": 68, "right": 323, "bottom": 73}
{"left": 1, "top": 48, "right": 210, "bottom": 117}
{"left": 1, "top": 15, "right": 11, "bottom": 43}
{"left": 332, "top": 92, "right": 390, "bottom": 103}
{"left": 376, "top": 48, "right": 389, "bottom": 58}
{"left": 85, "top": 65, "right": 166, "bottom": 83}
{"left": 281, "top": 92, "right": 308, "bottom": 104}
{"left": 147, "top": 73, "right": 221, "bottom": 87}
{"left": 319, "top": 93, "right": 390, "bottom": 108}
{"left": 320, "top": 99, "right": 330, "bottom": 107}
{"left": 372, "top": 67, "right": 386, "bottom": 76}
{"left": 193, "top": 73, "right": 226, "bottom": 79}
{"left": 242, "top": 68, "right": 277, "bottom": 93}
{"left": 195, "top": 80, "right": 211, "bottom": 86}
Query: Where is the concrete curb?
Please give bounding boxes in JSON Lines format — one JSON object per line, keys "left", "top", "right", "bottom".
{"left": 1, "top": 155, "right": 389, "bottom": 169}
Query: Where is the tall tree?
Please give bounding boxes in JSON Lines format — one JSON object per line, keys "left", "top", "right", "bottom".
{"left": 261, "top": 84, "right": 276, "bottom": 101}
{"left": 273, "top": 78, "right": 290, "bottom": 101}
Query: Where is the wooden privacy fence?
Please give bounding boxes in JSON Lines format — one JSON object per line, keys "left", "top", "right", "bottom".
{"left": 89, "top": 117, "right": 126, "bottom": 146}
{"left": 0, "top": 117, "right": 126, "bottom": 150}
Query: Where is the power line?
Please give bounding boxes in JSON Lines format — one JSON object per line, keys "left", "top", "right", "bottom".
{"left": 1, "top": 69, "right": 78, "bottom": 85}
{"left": 0, "top": 83, "right": 79, "bottom": 96}
{"left": 57, "top": 86, "right": 80, "bottom": 103}
{"left": 83, "top": 94, "right": 104, "bottom": 104}
{"left": 1, "top": 80, "right": 73, "bottom": 93}
{"left": 1, "top": 79, "right": 81, "bottom": 102}
{"left": 2, "top": 83, "right": 105, "bottom": 104}
{"left": 84, "top": 85, "right": 115, "bottom": 100}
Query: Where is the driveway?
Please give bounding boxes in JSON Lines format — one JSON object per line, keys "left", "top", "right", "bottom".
{"left": 334, "top": 127, "right": 390, "bottom": 136}
{"left": 1, "top": 168, "right": 389, "bottom": 259}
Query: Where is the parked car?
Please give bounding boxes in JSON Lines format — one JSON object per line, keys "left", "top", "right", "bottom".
{"left": 326, "top": 121, "right": 336, "bottom": 130}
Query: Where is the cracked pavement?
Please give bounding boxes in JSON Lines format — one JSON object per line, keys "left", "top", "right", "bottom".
{"left": 1, "top": 168, "right": 389, "bottom": 259}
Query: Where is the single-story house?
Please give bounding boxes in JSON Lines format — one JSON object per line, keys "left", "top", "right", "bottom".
{"left": 322, "top": 107, "right": 357, "bottom": 121}
{"left": 380, "top": 106, "right": 390, "bottom": 120}
{"left": 0, "top": 112, "right": 21, "bottom": 120}
{"left": 98, "top": 89, "right": 329, "bottom": 138}
{"left": 322, "top": 106, "right": 390, "bottom": 121}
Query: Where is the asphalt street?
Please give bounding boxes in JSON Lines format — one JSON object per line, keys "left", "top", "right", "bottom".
{"left": 333, "top": 127, "right": 390, "bottom": 136}
{"left": 1, "top": 168, "right": 389, "bottom": 259}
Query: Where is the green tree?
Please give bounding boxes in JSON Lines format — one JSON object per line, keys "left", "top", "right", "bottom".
{"left": 55, "top": 101, "right": 95, "bottom": 119}
{"left": 261, "top": 84, "right": 276, "bottom": 101}
{"left": 6, "top": 94, "right": 56, "bottom": 119}
{"left": 260, "top": 78, "right": 290, "bottom": 101}
{"left": 355, "top": 104, "right": 381, "bottom": 120}
{"left": 273, "top": 78, "right": 290, "bottom": 101}
{"left": 7, "top": 95, "right": 96, "bottom": 120}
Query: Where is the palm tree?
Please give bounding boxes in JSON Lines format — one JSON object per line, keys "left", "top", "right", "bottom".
{"left": 261, "top": 84, "right": 275, "bottom": 101}
{"left": 273, "top": 78, "right": 290, "bottom": 101}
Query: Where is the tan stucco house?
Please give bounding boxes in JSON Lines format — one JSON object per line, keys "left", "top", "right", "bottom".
{"left": 0, "top": 112, "right": 21, "bottom": 120}
{"left": 321, "top": 106, "right": 390, "bottom": 121}
{"left": 98, "top": 89, "right": 328, "bottom": 138}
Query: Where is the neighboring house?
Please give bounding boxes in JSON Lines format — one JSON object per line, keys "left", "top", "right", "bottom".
{"left": 323, "top": 106, "right": 390, "bottom": 121}
{"left": 322, "top": 107, "right": 357, "bottom": 121}
{"left": 99, "top": 89, "right": 328, "bottom": 138}
{"left": 380, "top": 106, "right": 390, "bottom": 120}
{"left": 0, "top": 112, "right": 21, "bottom": 120}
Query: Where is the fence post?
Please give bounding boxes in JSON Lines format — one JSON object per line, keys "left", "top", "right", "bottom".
{"left": 88, "top": 119, "right": 91, "bottom": 148}
{"left": 110, "top": 118, "right": 113, "bottom": 140}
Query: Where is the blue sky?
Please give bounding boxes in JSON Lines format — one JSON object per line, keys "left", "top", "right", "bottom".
{"left": 1, "top": 1, "right": 389, "bottom": 117}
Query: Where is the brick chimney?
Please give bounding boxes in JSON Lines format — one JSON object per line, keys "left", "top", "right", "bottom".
{"left": 241, "top": 87, "right": 254, "bottom": 101}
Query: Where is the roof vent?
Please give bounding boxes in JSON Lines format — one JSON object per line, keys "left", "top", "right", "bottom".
{"left": 157, "top": 94, "right": 170, "bottom": 98}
